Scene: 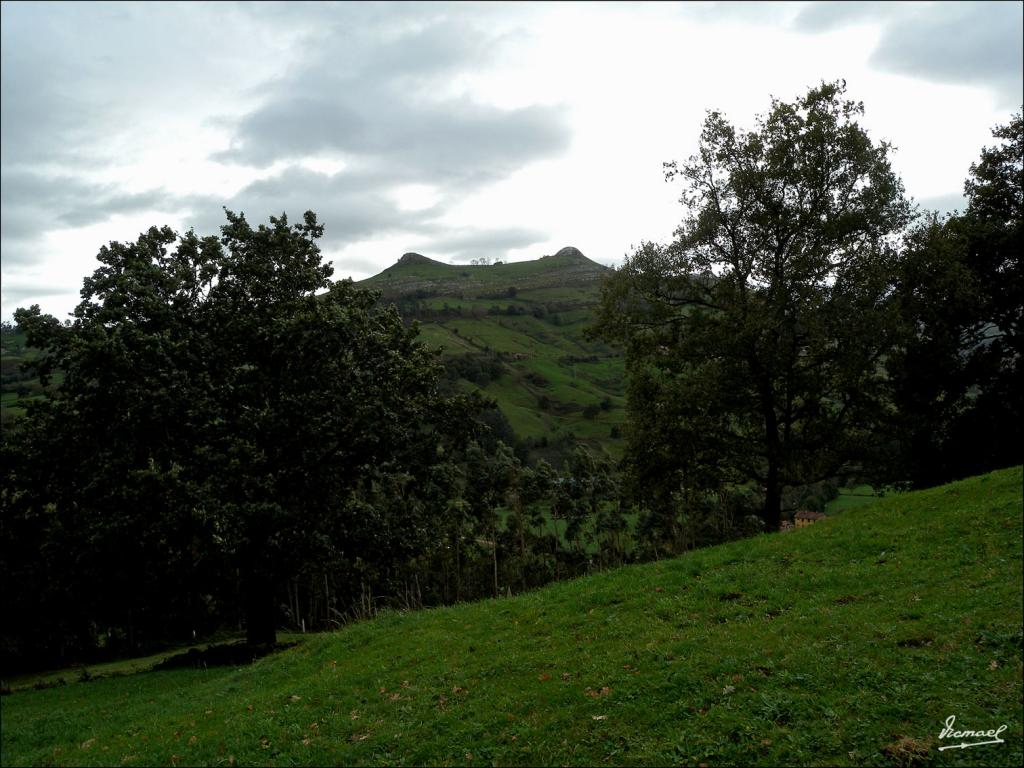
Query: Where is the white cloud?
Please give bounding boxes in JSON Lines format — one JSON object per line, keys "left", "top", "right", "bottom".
{"left": 2, "top": 1, "right": 1020, "bottom": 319}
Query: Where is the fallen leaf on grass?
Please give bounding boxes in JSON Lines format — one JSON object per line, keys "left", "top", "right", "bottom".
{"left": 452, "top": 685, "right": 468, "bottom": 695}
{"left": 188, "top": 736, "right": 197, "bottom": 746}
{"left": 350, "top": 732, "right": 371, "bottom": 743}
{"left": 561, "top": 672, "right": 571, "bottom": 681}
{"left": 81, "top": 739, "right": 96, "bottom": 750}
{"left": 289, "top": 694, "right": 302, "bottom": 702}
{"left": 592, "top": 715, "right": 608, "bottom": 720}
{"left": 538, "top": 673, "right": 551, "bottom": 681}
{"left": 584, "top": 686, "right": 611, "bottom": 698}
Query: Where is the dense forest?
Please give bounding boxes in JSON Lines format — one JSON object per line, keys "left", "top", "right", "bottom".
{"left": 1, "top": 83, "right": 1020, "bottom": 675}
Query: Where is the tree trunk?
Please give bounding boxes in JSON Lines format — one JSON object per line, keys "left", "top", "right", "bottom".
{"left": 763, "top": 462, "right": 782, "bottom": 532}
{"left": 516, "top": 504, "right": 527, "bottom": 591}
{"left": 244, "top": 569, "right": 277, "bottom": 647}
{"left": 491, "top": 522, "right": 499, "bottom": 598}
{"left": 550, "top": 511, "right": 561, "bottom": 580}
{"left": 455, "top": 535, "right": 462, "bottom": 601}
{"left": 324, "top": 573, "right": 330, "bottom": 624}
{"left": 758, "top": 364, "right": 783, "bottom": 533}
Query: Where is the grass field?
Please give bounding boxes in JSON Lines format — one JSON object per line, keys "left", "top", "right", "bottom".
{"left": 3, "top": 466, "right": 1021, "bottom": 766}
{"left": 827, "top": 485, "right": 883, "bottom": 515}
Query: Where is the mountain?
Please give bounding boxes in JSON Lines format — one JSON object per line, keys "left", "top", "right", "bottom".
{"left": 360, "top": 247, "right": 625, "bottom": 463}
{"left": 3, "top": 466, "right": 1020, "bottom": 765}
{"left": 365, "top": 246, "right": 609, "bottom": 295}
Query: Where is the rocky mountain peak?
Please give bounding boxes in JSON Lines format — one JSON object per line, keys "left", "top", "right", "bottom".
{"left": 397, "top": 252, "right": 432, "bottom": 266}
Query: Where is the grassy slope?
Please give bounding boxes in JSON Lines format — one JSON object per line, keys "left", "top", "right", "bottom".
{"left": 3, "top": 467, "right": 1021, "bottom": 766}
{"left": 361, "top": 251, "right": 627, "bottom": 459}
{"left": 827, "top": 485, "right": 883, "bottom": 516}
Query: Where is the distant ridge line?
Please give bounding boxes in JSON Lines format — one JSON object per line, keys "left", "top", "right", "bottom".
{"left": 384, "top": 245, "right": 604, "bottom": 271}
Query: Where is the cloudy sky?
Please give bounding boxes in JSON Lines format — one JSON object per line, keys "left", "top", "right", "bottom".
{"left": 2, "top": 1, "right": 1021, "bottom": 320}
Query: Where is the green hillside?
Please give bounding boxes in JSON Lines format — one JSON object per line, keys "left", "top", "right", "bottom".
{"left": 360, "top": 248, "right": 626, "bottom": 462}
{"left": 1, "top": 248, "right": 625, "bottom": 461}
{"left": 3, "top": 466, "right": 1020, "bottom": 766}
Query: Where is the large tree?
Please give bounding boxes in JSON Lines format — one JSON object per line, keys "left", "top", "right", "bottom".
{"left": 884, "top": 112, "right": 1022, "bottom": 486}
{"left": 4, "top": 210, "right": 480, "bottom": 651}
{"left": 595, "top": 81, "right": 912, "bottom": 530}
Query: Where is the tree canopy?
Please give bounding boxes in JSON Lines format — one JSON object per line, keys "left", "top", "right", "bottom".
{"left": 883, "top": 111, "right": 1023, "bottom": 486}
{"left": 595, "top": 81, "right": 912, "bottom": 529}
{"left": 2, "top": 93, "right": 1019, "bottom": 675}
{"left": 3, "top": 210, "right": 483, "bottom": 655}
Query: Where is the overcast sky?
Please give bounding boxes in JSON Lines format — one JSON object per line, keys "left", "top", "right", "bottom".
{"left": 2, "top": 1, "right": 1021, "bottom": 321}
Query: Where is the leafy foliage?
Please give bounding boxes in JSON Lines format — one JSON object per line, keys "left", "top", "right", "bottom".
{"left": 2, "top": 210, "right": 483, "bottom": 661}
{"left": 883, "top": 112, "right": 1023, "bottom": 486}
{"left": 596, "top": 81, "right": 912, "bottom": 529}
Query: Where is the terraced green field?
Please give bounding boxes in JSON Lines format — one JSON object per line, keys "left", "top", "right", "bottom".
{"left": 361, "top": 248, "right": 626, "bottom": 460}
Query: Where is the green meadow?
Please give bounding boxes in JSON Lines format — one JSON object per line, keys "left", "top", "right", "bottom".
{"left": 3, "top": 466, "right": 1020, "bottom": 767}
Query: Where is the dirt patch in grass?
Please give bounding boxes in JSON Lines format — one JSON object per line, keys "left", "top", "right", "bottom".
{"left": 881, "top": 735, "right": 933, "bottom": 766}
